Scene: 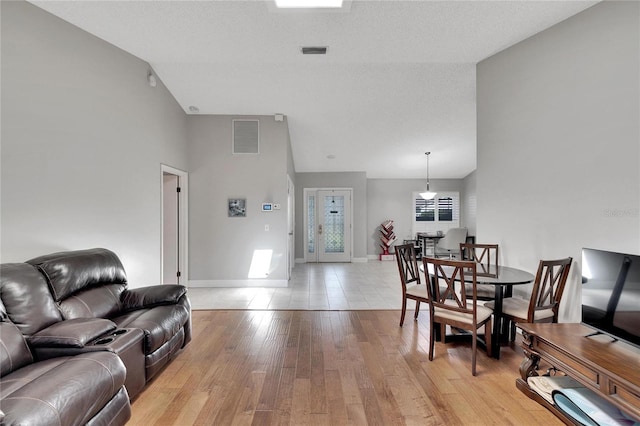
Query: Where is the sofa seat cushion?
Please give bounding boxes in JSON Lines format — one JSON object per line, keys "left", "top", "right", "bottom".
{"left": 111, "top": 303, "right": 189, "bottom": 353}
{"left": 0, "top": 351, "right": 126, "bottom": 426}
{"left": 0, "top": 357, "right": 68, "bottom": 398}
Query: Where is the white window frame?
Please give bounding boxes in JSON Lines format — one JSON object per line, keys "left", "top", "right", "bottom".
{"left": 412, "top": 191, "right": 460, "bottom": 235}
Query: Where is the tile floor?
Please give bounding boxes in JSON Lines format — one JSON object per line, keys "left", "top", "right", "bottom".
{"left": 187, "top": 260, "right": 413, "bottom": 310}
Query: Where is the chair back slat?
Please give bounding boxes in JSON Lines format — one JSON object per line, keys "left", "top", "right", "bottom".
{"left": 425, "top": 257, "right": 477, "bottom": 315}
{"left": 460, "top": 243, "right": 499, "bottom": 277}
{"left": 395, "top": 244, "right": 420, "bottom": 291}
{"left": 529, "top": 257, "right": 573, "bottom": 321}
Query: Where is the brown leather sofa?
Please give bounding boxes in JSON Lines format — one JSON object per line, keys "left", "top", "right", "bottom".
{"left": 1, "top": 304, "right": 131, "bottom": 425}
{"left": 0, "top": 248, "right": 192, "bottom": 424}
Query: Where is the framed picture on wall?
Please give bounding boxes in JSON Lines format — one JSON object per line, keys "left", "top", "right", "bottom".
{"left": 228, "top": 198, "right": 246, "bottom": 217}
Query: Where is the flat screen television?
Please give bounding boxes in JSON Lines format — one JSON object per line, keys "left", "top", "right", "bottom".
{"left": 581, "top": 248, "right": 640, "bottom": 348}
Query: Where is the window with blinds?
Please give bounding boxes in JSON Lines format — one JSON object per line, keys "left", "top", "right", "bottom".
{"left": 415, "top": 192, "right": 459, "bottom": 223}
{"left": 416, "top": 198, "right": 435, "bottom": 222}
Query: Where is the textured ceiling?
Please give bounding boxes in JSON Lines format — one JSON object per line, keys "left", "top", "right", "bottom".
{"left": 30, "top": 0, "right": 598, "bottom": 178}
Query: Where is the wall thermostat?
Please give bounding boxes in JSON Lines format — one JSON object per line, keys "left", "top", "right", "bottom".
{"left": 261, "top": 203, "right": 273, "bottom": 212}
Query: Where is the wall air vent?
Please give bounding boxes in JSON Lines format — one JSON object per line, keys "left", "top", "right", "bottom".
{"left": 301, "top": 46, "right": 328, "bottom": 55}
{"left": 232, "top": 119, "right": 259, "bottom": 154}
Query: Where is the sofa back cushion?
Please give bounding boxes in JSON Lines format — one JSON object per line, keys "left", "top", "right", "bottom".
{"left": 27, "top": 248, "right": 127, "bottom": 302}
{"left": 0, "top": 321, "right": 34, "bottom": 377}
{"left": 0, "top": 263, "right": 63, "bottom": 336}
{"left": 58, "top": 284, "right": 126, "bottom": 319}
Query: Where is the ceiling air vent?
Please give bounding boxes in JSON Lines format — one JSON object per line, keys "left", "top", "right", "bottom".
{"left": 301, "top": 46, "right": 327, "bottom": 55}
{"left": 233, "top": 119, "right": 259, "bottom": 154}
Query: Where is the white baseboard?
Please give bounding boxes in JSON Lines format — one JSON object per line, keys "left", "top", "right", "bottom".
{"left": 367, "top": 254, "right": 379, "bottom": 260}
{"left": 188, "top": 279, "right": 288, "bottom": 288}
{"left": 295, "top": 257, "right": 368, "bottom": 264}
{"left": 367, "top": 254, "right": 397, "bottom": 261}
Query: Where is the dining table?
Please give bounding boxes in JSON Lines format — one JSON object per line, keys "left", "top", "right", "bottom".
{"left": 422, "top": 263, "right": 535, "bottom": 359}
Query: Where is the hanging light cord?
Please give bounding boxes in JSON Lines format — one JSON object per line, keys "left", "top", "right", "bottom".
{"left": 420, "top": 152, "right": 437, "bottom": 200}
{"left": 425, "top": 151, "right": 431, "bottom": 191}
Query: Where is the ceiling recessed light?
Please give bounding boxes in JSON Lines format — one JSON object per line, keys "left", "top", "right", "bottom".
{"left": 276, "top": 0, "right": 343, "bottom": 8}
{"left": 188, "top": 106, "right": 200, "bottom": 113}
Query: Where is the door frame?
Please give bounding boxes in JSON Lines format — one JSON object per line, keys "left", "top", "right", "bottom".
{"left": 287, "top": 174, "right": 295, "bottom": 280}
{"left": 303, "top": 187, "right": 353, "bottom": 263}
{"left": 161, "top": 164, "right": 188, "bottom": 285}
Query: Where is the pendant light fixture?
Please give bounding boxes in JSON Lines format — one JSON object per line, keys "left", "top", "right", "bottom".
{"left": 420, "top": 151, "right": 437, "bottom": 200}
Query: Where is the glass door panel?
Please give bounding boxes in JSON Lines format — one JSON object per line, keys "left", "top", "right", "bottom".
{"left": 317, "top": 190, "right": 351, "bottom": 262}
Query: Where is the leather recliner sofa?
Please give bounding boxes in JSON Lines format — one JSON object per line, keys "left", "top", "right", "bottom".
{"left": 0, "top": 302, "right": 131, "bottom": 425}
{"left": 0, "top": 248, "right": 192, "bottom": 423}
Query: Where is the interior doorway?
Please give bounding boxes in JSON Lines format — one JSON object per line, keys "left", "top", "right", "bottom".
{"left": 287, "top": 175, "right": 295, "bottom": 279}
{"left": 304, "top": 188, "right": 353, "bottom": 263}
{"left": 161, "top": 165, "right": 188, "bottom": 285}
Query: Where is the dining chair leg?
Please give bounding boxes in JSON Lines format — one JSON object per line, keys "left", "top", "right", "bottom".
{"left": 429, "top": 323, "right": 436, "bottom": 361}
{"left": 509, "top": 321, "right": 516, "bottom": 342}
{"left": 414, "top": 300, "right": 420, "bottom": 319}
{"left": 471, "top": 330, "right": 477, "bottom": 376}
{"left": 485, "top": 318, "right": 492, "bottom": 358}
{"left": 399, "top": 296, "right": 407, "bottom": 327}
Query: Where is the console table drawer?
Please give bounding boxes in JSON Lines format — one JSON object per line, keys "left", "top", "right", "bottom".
{"left": 609, "top": 379, "right": 640, "bottom": 416}
{"left": 535, "top": 339, "right": 599, "bottom": 386}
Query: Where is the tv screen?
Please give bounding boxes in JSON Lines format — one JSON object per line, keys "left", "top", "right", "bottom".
{"left": 581, "top": 248, "right": 640, "bottom": 348}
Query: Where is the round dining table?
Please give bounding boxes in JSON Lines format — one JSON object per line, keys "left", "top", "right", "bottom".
{"left": 422, "top": 263, "right": 535, "bottom": 359}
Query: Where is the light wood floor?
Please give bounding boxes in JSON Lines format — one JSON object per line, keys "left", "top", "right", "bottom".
{"left": 128, "top": 310, "right": 561, "bottom": 425}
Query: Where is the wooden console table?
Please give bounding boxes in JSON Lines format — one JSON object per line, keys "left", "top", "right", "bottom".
{"left": 517, "top": 323, "right": 640, "bottom": 424}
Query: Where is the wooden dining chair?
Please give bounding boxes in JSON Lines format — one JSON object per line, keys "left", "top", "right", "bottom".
{"left": 460, "top": 243, "right": 499, "bottom": 300}
{"left": 422, "top": 257, "right": 493, "bottom": 376}
{"left": 395, "top": 243, "right": 429, "bottom": 327}
{"left": 488, "top": 257, "right": 572, "bottom": 341}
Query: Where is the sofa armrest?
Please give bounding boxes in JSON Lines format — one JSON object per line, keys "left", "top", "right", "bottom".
{"left": 28, "top": 318, "right": 117, "bottom": 348}
{"left": 121, "top": 285, "right": 187, "bottom": 311}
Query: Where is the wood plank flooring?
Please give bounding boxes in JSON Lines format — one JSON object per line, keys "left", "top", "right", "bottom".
{"left": 128, "top": 310, "right": 561, "bottom": 425}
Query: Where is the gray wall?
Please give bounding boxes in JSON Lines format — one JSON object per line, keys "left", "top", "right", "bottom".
{"left": 1, "top": 1, "right": 189, "bottom": 287}
{"left": 286, "top": 120, "right": 296, "bottom": 182}
{"left": 366, "top": 178, "right": 465, "bottom": 257}
{"left": 188, "top": 115, "right": 291, "bottom": 285}
{"left": 295, "top": 172, "right": 367, "bottom": 260}
{"left": 477, "top": 1, "right": 639, "bottom": 321}
{"left": 461, "top": 171, "right": 477, "bottom": 237}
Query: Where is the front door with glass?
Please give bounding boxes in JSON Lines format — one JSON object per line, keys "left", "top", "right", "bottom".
{"left": 305, "top": 189, "right": 352, "bottom": 263}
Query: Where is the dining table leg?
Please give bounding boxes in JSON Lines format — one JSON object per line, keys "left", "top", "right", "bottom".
{"left": 492, "top": 285, "right": 504, "bottom": 359}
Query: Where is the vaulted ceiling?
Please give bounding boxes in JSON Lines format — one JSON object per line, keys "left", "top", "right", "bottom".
{"left": 30, "top": 0, "right": 598, "bottom": 178}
